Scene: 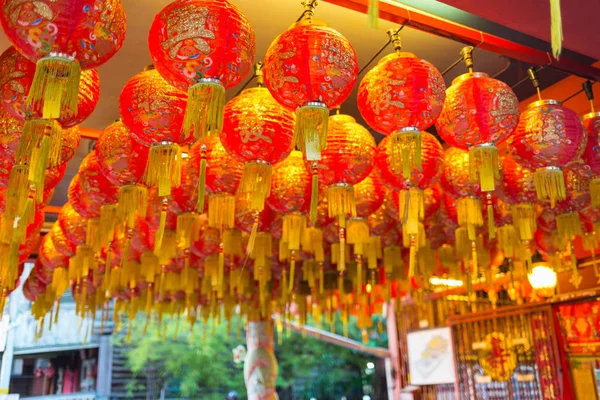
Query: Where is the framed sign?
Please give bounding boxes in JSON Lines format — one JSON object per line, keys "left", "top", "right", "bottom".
{"left": 407, "top": 327, "right": 457, "bottom": 385}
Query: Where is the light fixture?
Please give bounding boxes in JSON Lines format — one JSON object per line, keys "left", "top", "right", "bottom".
{"left": 527, "top": 262, "right": 557, "bottom": 298}
{"left": 429, "top": 277, "right": 464, "bottom": 287}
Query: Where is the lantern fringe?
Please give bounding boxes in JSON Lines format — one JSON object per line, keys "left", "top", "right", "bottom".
{"left": 512, "top": 203, "right": 537, "bottom": 241}
{"left": 208, "top": 194, "right": 235, "bottom": 230}
{"left": 498, "top": 225, "right": 518, "bottom": 259}
{"left": 392, "top": 128, "right": 421, "bottom": 180}
{"left": 217, "top": 250, "right": 225, "bottom": 298}
{"left": 327, "top": 184, "right": 356, "bottom": 220}
{"left": 154, "top": 199, "right": 168, "bottom": 256}
{"left": 550, "top": 0, "right": 563, "bottom": 59}
{"left": 155, "top": 230, "right": 177, "bottom": 265}
{"left": 288, "top": 252, "right": 296, "bottom": 294}
{"left": 1, "top": 166, "right": 34, "bottom": 243}
{"left": 223, "top": 229, "right": 243, "bottom": 257}
{"left": 197, "top": 145, "right": 207, "bottom": 213}
{"left": 534, "top": 167, "right": 565, "bottom": 207}
{"left": 368, "top": 0, "right": 379, "bottom": 28}
{"left": 145, "top": 143, "right": 181, "bottom": 198}
{"left": 408, "top": 235, "right": 417, "bottom": 278}
{"left": 295, "top": 103, "right": 329, "bottom": 161}
{"left": 18, "top": 120, "right": 62, "bottom": 192}
{"left": 556, "top": 212, "right": 582, "bottom": 241}
{"left": 27, "top": 56, "right": 81, "bottom": 119}
{"left": 591, "top": 178, "right": 600, "bottom": 208}
{"left": 399, "top": 188, "right": 424, "bottom": 234}
{"left": 237, "top": 162, "right": 272, "bottom": 212}
{"left": 185, "top": 79, "right": 226, "bottom": 140}
{"left": 86, "top": 218, "right": 99, "bottom": 251}
{"left": 485, "top": 193, "right": 495, "bottom": 239}
{"left": 118, "top": 184, "right": 148, "bottom": 228}
{"left": 310, "top": 163, "right": 318, "bottom": 225}
{"left": 246, "top": 214, "right": 259, "bottom": 256}
{"left": 469, "top": 144, "right": 499, "bottom": 192}
{"left": 282, "top": 214, "right": 306, "bottom": 251}
{"left": 176, "top": 212, "right": 201, "bottom": 250}
{"left": 356, "top": 256, "right": 363, "bottom": 293}
{"left": 456, "top": 197, "right": 483, "bottom": 232}
{"left": 346, "top": 219, "right": 370, "bottom": 255}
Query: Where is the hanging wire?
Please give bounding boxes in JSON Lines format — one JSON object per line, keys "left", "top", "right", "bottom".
{"left": 233, "top": 74, "right": 256, "bottom": 97}
{"left": 357, "top": 26, "right": 405, "bottom": 76}
{"left": 510, "top": 66, "right": 546, "bottom": 90}
{"left": 561, "top": 82, "right": 596, "bottom": 105}
{"left": 441, "top": 56, "right": 464, "bottom": 76}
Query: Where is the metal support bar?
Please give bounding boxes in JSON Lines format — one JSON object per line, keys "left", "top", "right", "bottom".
{"left": 322, "top": 0, "right": 600, "bottom": 81}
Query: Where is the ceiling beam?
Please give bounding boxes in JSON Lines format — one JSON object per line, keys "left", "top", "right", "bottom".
{"left": 322, "top": 0, "right": 600, "bottom": 81}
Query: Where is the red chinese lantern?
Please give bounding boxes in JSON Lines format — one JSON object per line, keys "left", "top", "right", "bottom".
{"left": 96, "top": 120, "right": 150, "bottom": 227}
{"left": 148, "top": 0, "right": 256, "bottom": 139}
{"left": 0, "top": 107, "right": 24, "bottom": 160}
{"left": 263, "top": 3, "right": 358, "bottom": 161}
{"left": 358, "top": 32, "right": 445, "bottom": 180}
{"left": 267, "top": 151, "right": 311, "bottom": 215}
{"left": 0, "top": 0, "right": 126, "bottom": 118}
{"left": 582, "top": 112, "right": 600, "bottom": 207}
{"left": 69, "top": 153, "right": 119, "bottom": 219}
{"left": 509, "top": 100, "right": 587, "bottom": 207}
{"left": 220, "top": 66, "right": 295, "bottom": 214}
{"left": 119, "top": 68, "right": 190, "bottom": 198}
{"left": 436, "top": 59, "right": 519, "bottom": 194}
{"left": 354, "top": 171, "right": 385, "bottom": 218}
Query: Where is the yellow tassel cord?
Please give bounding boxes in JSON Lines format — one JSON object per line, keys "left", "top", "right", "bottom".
{"left": 302, "top": 227, "right": 324, "bottom": 262}
{"left": 327, "top": 184, "right": 356, "bottom": 221}
{"left": 356, "top": 255, "right": 363, "bottom": 293}
{"left": 485, "top": 192, "right": 496, "bottom": 239}
{"left": 145, "top": 143, "right": 182, "bottom": 198}
{"left": 218, "top": 245, "right": 225, "bottom": 298}
{"left": 154, "top": 198, "right": 169, "bottom": 255}
{"left": 556, "top": 212, "right": 582, "bottom": 242}
{"left": 512, "top": 203, "right": 537, "bottom": 242}
{"left": 27, "top": 55, "right": 81, "bottom": 119}
{"left": 155, "top": 231, "right": 178, "bottom": 270}
{"left": 223, "top": 229, "right": 244, "bottom": 258}
{"left": 288, "top": 251, "right": 296, "bottom": 294}
{"left": 74, "top": 245, "right": 95, "bottom": 280}
{"left": 399, "top": 188, "right": 424, "bottom": 233}
{"left": 498, "top": 225, "right": 518, "bottom": 260}
{"left": 282, "top": 214, "right": 306, "bottom": 252}
{"left": 117, "top": 184, "right": 148, "bottom": 228}
{"left": 1, "top": 166, "right": 34, "bottom": 243}
{"left": 295, "top": 102, "right": 329, "bottom": 161}
{"left": 591, "top": 178, "right": 600, "bottom": 208}
{"left": 16, "top": 120, "right": 62, "bottom": 193}
{"left": 549, "top": 0, "right": 563, "bottom": 59}
{"left": 197, "top": 143, "right": 207, "bottom": 213}
{"left": 469, "top": 144, "right": 499, "bottom": 192}
{"left": 237, "top": 162, "right": 272, "bottom": 212}
{"left": 347, "top": 218, "right": 370, "bottom": 256}
{"left": 456, "top": 197, "right": 483, "bottom": 241}
{"left": 208, "top": 194, "right": 235, "bottom": 230}
{"left": 534, "top": 167, "right": 566, "bottom": 208}
{"left": 99, "top": 205, "right": 118, "bottom": 248}
{"left": 185, "top": 79, "right": 226, "bottom": 140}
{"left": 368, "top": 0, "right": 379, "bottom": 28}
{"left": 310, "top": 162, "right": 319, "bottom": 225}
{"left": 86, "top": 218, "right": 100, "bottom": 254}
{"left": 176, "top": 212, "right": 201, "bottom": 250}
{"left": 391, "top": 128, "right": 421, "bottom": 180}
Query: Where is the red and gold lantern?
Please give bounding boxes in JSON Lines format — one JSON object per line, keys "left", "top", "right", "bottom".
{"left": 263, "top": 3, "right": 358, "bottom": 161}
{"left": 0, "top": 0, "right": 126, "bottom": 118}
{"left": 509, "top": 100, "right": 587, "bottom": 207}
{"left": 582, "top": 112, "right": 600, "bottom": 207}
{"left": 358, "top": 31, "right": 445, "bottom": 179}
{"left": 267, "top": 151, "right": 311, "bottom": 215}
{"left": 149, "top": 0, "right": 256, "bottom": 139}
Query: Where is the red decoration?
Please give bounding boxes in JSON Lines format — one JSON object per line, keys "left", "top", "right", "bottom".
{"left": 68, "top": 153, "right": 118, "bottom": 218}
{"left": 502, "top": 154, "right": 537, "bottom": 204}
{"left": 358, "top": 52, "right": 445, "bottom": 134}
{"left": 96, "top": 120, "right": 150, "bottom": 186}
{"left": 354, "top": 171, "right": 385, "bottom": 218}
{"left": 57, "top": 203, "right": 88, "bottom": 247}
{"left": 436, "top": 73, "right": 519, "bottom": 149}
{"left": 267, "top": 151, "right": 311, "bottom": 215}
{"left": 440, "top": 147, "right": 480, "bottom": 197}
{"left": 375, "top": 132, "right": 443, "bottom": 191}
{"left": 190, "top": 136, "right": 242, "bottom": 195}
{"left": 0, "top": 46, "right": 36, "bottom": 119}
{"left": 386, "top": 185, "right": 441, "bottom": 221}
{"left": 582, "top": 112, "right": 600, "bottom": 177}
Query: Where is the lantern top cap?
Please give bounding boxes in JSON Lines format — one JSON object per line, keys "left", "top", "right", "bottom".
{"left": 397, "top": 126, "right": 421, "bottom": 134}
{"left": 451, "top": 72, "right": 488, "bottom": 86}
{"left": 329, "top": 114, "right": 356, "bottom": 124}
{"left": 582, "top": 111, "right": 600, "bottom": 121}
{"left": 526, "top": 99, "right": 561, "bottom": 110}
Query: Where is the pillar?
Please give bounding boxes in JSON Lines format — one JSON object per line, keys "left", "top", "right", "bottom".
{"left": 244, "top": 321, "right": 278, "bottom": 400}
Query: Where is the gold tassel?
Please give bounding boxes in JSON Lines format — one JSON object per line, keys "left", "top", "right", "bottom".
{"left": 86, "top": 218, "right": 100, "bottom": 252}
{"left": 99, "top": 205, "right": 118, "bottom": 247}
{"left": 176, "top": 212, "right": 201, "bottom": 249}
{"left": 383, "top": 245, "right": 402, "bottom": 275}
{"left": 246, "top": 211, "right": 259, "bottom": 256}
{"left": 556, "top": 212, "right": 582, "bottom": 241}
{"left": 534, "top": 166, "right": 566, "bottom": 207}
{"left": 469, "top": 144, "right": 499, "bottom": 192}
{"left": 145, "top": 143, "right": 181, "bottom": 197}
{"left": 368, "top": 0, "right": 379, "bottom": 28}
{"left": 399, "top": 188, "right": 424, "bottom": 234}
{"left": 288, "top": 251, "right": 296, "bottom": 294}
{"left": 117, "top": 184, "right": 148, "bottom": 228}
{"left": 346, "top": 218, "right": 370, "bottom": 254}
{"left": 327, "top": 184, "right": 356, "bottom": 220}
{"left": 185, "top": 79, "right": 226, "bottom": 140}
{"left": 498, "top": 225, "right": 518, "bottom": 259}
{"left": 295, "top": 102, "right": 329, "bottom": 161}
{"left": 18, "top": 120, "right": 62, "bottom": 190}
{"left": 155, "top": 230, "right": 177, "bottom": 265}
{"left": 512, "top": 203, "right": 537, "bottom": 241}
{"left": 237, "top": 162, "right": 272, "bottom": 212}
{"left": 485, "top": 192, "right": 495, "bottom": 239}
{"left": 197, "top": 143, "right": 207, "bottom": 213}
{"left": 154, "top": 198, "right": 168, "bottom": 255}
{"left": 456, "top": 197, "right": 483, "bottom": 230}
{"left": 1, "top": 166, "right": 33, "bottom": 243}
{"left": 217, "top": 246, "right": 225, "bottom": 299}
{"left": 549, "top": 0, "right": 563, "bottom": 59}
{"left": 591, "top": 178, "right": 600, "bottom": 208}
{"left": 208, "top": 194, "right": 235, "bottom": 229}
{"left": 356, "top": 255, "right": 363, "bottom": 293}
{"left": 455, "top": 227, "right": 470, "bottom": 260}
{"left": 408, "top": 235, "right": 417, "bottom": 278}
{"left": 282, "top": 214, "right": 306, "bottom": 251}
{"left": 310, "top": 162, "right": 319, "bottom": 225}
{"left": 27, "top": 55, "right": 81, "bottom": 119}
{"left": 224, "top": 229, "right": 244, "bottom": 257}
{"left": 391, "top": 128, "right": 421, "bottom": 180}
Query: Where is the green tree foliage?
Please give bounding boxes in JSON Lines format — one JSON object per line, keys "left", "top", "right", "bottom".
{"left": 117, "top": 313, "right": 387, "bottom": 399}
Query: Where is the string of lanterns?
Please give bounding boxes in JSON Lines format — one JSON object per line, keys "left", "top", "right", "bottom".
{"left": 0, "top": 0, "right": 596, "bottom": 342}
